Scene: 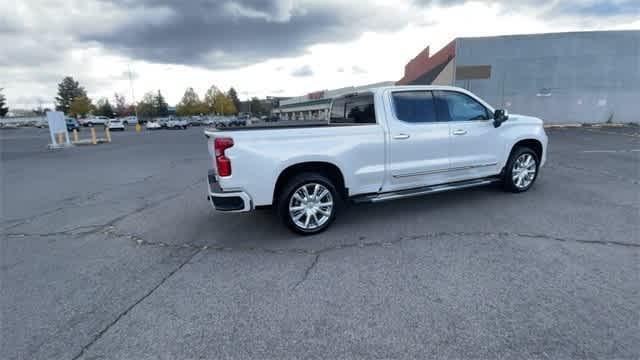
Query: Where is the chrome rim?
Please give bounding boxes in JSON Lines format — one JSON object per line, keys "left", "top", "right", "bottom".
{"left": 512, "top": 153, "right": 537, "bottom": 189}
{"left": 289, "top": 183, "right": 333, "bottom": 230}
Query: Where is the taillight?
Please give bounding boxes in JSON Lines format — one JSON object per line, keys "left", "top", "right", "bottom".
{"left": 214, "top": 137, "right": 234, "bottom": 177}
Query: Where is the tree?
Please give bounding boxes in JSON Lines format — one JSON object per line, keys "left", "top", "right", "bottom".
{"left": 55, "top": 76, "right": 86, "bottom": 114}
{"left": 203, "top": 85, "right": 220, "bottom": 114}
{"left": 227, "top": 87, "right": 240, "bottom": 115}
{"left": 0, "top": 88, "right": 8, "bottom": 117}
{"left": 154, "top": 90, "right": 169, "bottom": 117}
{"left": 250, "top": 97, "right": 266, "bottom": 115}
{"left": 176, "top": 87, "right": 203, "bottom": 116}
{"left": 69, "top": 95, "right": 92, "bottom": 118}
{"left": 95, "top": 98, "right": 115, "bottom": 118}
{"left": 212, "top": 92, "right": 236, "bottom": 115}
{"left": 114, "top": 93, "right": 128, "bottom": 117}
{"left": 137, "top": 92, "right": 156, "bottom": 120}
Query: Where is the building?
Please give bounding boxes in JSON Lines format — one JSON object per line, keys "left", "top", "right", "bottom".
{"left": 275, "top": 81, "right": 394, "bottom": 120}
{"left": 398, "top": 30, "right": 640, "bottom": 124}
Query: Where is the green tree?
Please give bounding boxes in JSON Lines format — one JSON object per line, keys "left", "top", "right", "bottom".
{"left": 55, "top": 76, "right": 86, "bottom": 114}
{"left": 95, "top": 98, "right": 115, "bottom": 118}
{"left": 176, "top": 87, "right": 203, "bottom": 116}
{"left": 69, "top": 95, "right": 92, "bottom": 118}
{"left": 154, "top": 90, "right": 169, "bottom": 117}
{"left": 250, "top": 97, "right": 266, "bottom": 115}
{"left": 0, "top": 88, "right": 8, "bottom": 117}
{"left": 136, "top": 92, "right": 156, "bottom": 120}
{"left": 227, "top": 87, "right": 240, "bottom": 115}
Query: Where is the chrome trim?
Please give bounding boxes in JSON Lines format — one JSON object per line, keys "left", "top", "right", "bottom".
{"left": 353, "top": 177, "right": 501, "bottom": 204}
{"left": 393, "top": 162, "right": 498, "bottom": 179}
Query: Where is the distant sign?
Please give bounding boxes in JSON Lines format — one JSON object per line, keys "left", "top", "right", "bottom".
{"left": 307, "top": 91, "right": 325, "bottom": 100}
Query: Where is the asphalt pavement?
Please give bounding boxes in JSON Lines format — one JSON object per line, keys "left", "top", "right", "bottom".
{"left": 1, "top": 125, "right": 639, "bottom": 359}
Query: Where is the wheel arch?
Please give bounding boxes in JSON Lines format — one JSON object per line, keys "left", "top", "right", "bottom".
{"left": 509, "top": 138, "right": 543, "bottom": 162}
{"left": 273, "top": 162, "right": 347, "bottom": 203}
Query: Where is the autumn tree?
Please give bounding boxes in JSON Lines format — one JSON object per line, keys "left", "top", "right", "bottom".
{"left": 136, "top": 92, "right": 156, "bottom": 120}
{"left": 203, "top": 85, "right": 220, "bottom": 114}
{"left": 55, "top": 76, "right": 86, "bottom": 114}
{"left": 176, "top": 87, "right": 204, "bottom": 116}
{"left": 69, "top": 95, "right": 93, "bottom": 118}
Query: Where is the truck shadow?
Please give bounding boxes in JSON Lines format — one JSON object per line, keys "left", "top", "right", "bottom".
{"left": 202, "top": 184, "right": 508, "bottom": 251}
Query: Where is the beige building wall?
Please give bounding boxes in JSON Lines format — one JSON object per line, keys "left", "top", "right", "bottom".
{"left": 431, "top": 59, "right": 455, "bottom": 85}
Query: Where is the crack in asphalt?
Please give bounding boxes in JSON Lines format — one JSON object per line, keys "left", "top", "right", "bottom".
{"left": 3, "top": 179, "right": 203, "bottom": 240}
{"left": 70, "top": 248, "right": 202, "bottom": 360}
{"left": 291, "top": 254, "right": 320, "bottom": 290}
{"left": 109, "top": 230, "right": 640, "bottom": 255}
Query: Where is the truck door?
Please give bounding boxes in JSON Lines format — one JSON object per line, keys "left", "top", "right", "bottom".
{"left": 434, "top": 90, "right": 503, "bottom": 181}
{"left": 382, "top": 90, "right": 451, "bottom": 192}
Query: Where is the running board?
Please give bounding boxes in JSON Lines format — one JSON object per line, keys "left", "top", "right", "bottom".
{"left": 352, "top": 177, "right": 501, "bottom": 204}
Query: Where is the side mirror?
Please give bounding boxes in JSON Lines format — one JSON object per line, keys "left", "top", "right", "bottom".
{"left": 493, "top": 109, "right": 509, "bottom": 128}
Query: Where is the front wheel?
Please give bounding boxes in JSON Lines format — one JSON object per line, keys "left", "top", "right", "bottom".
{"left": 503, "top": 147, "right": 539, "bottom": 192}
{"left": 277, "top": 173, "right": 339, "bottom": 235}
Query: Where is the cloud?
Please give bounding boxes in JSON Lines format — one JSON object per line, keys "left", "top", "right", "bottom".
{"left": 291, "top": 65, "right": 314, "bottom": 77}
{"left": 352, "top": 65, "right": 367, "bottom": 75}
{"left": 77, "top": 0, "right": 412, "bottom": 69}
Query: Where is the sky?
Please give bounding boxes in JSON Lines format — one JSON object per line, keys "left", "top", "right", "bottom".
{"left": 1, "top": 0, "right": 639, "bottom": 108}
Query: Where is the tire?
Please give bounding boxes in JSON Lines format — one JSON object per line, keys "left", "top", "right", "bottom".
{"left": 277, "top": 172, "right": 340, "bottom": 235}
{"left": 503, "top": 146, "right": 539, "bottom": 193}
{"left": 88, "top": 122, "right": 93, "bottom": 127}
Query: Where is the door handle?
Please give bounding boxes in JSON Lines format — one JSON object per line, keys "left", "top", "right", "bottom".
{"left": 393, "top": 133, "right": 410, "bottom": 140}
{"left": 452, "top": 129, "right": 467, "bottom": 135}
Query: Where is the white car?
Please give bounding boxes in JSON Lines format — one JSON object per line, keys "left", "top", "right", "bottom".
{"left": 107, "top": 118, "right": 125, "bottom": 131}
{"left": 146, "top": 121, "right": 162, "bottom": 130}
{"left": 204, "top": 85, "right": 548, "bottom": 234}
{"left": 85, "top": 116, "right": 109, "bottom": 127}
{"left": 121, "top": 116, "right": 138, "bottom": 125}
{"left": 166, "top": 118, "right": 188, "bottom": 129}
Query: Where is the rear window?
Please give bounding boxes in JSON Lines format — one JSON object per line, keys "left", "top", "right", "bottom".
{"left": 330, "top": 93, "right": 376, "bottom": 124}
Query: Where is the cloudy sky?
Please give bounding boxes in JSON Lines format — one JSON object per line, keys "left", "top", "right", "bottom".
{"left": 1, "top": 0, "right": 638, "bottom": 108}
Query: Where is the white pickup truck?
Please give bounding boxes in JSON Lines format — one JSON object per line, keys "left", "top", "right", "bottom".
{"left": 205, "top": 85, "right": 548, "bottom": 234}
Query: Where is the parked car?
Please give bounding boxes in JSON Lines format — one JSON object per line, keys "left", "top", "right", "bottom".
{"left": 166, "top": 117, "right": 188, "bottom": 129}
{"left": 122, "top": 116, "right": 137, "bottom": 125}
{"left": 107, "top": 118, "right": 125, "bottom": 131}
{"left": 66, "top": 117, "right": 80, "bottom": 132}
{"left": 84, "top": 116, "right": 109, "bottom": 127}
{"left": 146, "top": 120, "right": 162, "bottom": 130}
{"left": 204, "top": 85, "right": 548, "bottom": 234}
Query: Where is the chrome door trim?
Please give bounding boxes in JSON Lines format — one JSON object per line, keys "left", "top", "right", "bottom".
{"left": 392, "top": 162, "right": 498, "bottom": 179}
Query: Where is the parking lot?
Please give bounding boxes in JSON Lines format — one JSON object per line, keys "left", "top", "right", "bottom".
{"left": 1, "top": 125, "right": 639, "bottom": 359}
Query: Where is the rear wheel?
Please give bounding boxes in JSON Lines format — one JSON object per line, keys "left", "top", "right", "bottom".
{"left": 503, "top": 147, "right": 539, "bottom": 192}
{"left": 277, "top": 173, "right": 339, "bottom": 235}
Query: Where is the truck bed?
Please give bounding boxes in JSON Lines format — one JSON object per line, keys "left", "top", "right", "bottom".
{"left": 206, "top": 120, "right": 372, "bottom": 132}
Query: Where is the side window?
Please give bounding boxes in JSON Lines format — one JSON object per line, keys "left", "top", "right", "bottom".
{"left": 436, "top": 91, "right": 490, "bottom": 122}
{"left": 391, "top": 91, "right": 438, "bottom": 123}
{"left": 330, "top": 94, "right": 376, "bottom": 124}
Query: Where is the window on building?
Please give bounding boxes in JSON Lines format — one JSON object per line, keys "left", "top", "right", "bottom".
{"left": 330, "top": 93, "right": 376, "bottom": 124}
{"left": 391, "top": 91, "right": 438, "bottom": 123}
{"left": 435, "top": 91, "right": 491, "bottom": 122}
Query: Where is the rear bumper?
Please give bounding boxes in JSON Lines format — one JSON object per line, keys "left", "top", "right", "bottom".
{"left": 207, "top": 170, "right": 252, "bottom": 212}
